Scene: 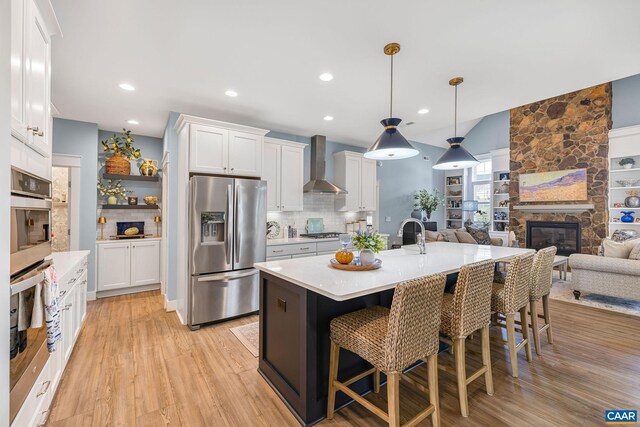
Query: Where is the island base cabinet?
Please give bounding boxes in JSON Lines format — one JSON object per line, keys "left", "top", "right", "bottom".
{"left": 258, "top": 272, "right": 394, "bottom": 425}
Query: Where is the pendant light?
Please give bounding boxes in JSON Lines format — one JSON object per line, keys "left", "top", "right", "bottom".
{"left": 364, "top": 43, "right": 419, "bottom": 160}
{"left": 433, "top": 77, "right": 479, "bottom": 170}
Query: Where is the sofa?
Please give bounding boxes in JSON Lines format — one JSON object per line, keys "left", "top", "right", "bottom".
{"left": 425, "top": 228, "right": 503, "bottom": 247}
{"left": 569, "top": 238, "right": 640, "bottom": 302}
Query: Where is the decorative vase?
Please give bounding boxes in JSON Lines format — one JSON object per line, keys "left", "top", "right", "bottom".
{"left": 105, "top": 152, "right": 131, "bottom": 175}
{"left": 621, "top": 211, "right": 635, "bottom": 223}
{"left": 424, "top": 211, "right": 432, "bottom": 221}
{"left": 625, "top": 191, "right": 640, "bottom": 208}
{"left": 359, "top": 248, "right": 375, "bottom": 266}
{"left": 623, "top": 163, "right": 633, "bottom": 169}
{"left": 139, "top": 159, "right": 158, "bottom": 176}
{"left": 107, "top": 195, "right": 118, "bottom": 205}
{"left": 500, "top": 182, "right": 509, "bottom": 193}
{"left": 411, "top": 209, "right": 422, "bottom": 219}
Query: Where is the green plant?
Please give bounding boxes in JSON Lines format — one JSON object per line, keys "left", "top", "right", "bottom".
{"left": 101, "top": 129, "right": 141, "bottom": 160}
{"left": 619, "top": 158, "right": 636, "bottom": 167}
{"left": 414, "top": 188, "right": 444, "bottom": 217}
{"left": 97, "top": 180, "right": 131, "bottom": 200}
{"left": 351, "top": 229, "right": 385, "bottom": 253}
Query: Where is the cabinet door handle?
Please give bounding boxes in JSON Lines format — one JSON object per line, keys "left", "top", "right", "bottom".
{"left": 300, "top": 247, "right": 310, "bottom": 250}
{"left": 36, "top": 131, "right": 44, "bottom": 137}
{"left": 36, "top": 409, "right": 49, "bottom": 427}
{"left": 272, "top": 250, "right": 284, "bottom": 253}
{"left": 223, "top": 167, "right": 227, "bottom": 171}
{"left": 37, "top": 380, "right": 51, "bottom": 397}
{"left": 231, "top": 167, "right": 235, "bottom": 171}
{"left": 27, "top": 126, "right": 39, "bottom": 132}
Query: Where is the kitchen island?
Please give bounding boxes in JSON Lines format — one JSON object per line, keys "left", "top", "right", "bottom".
{"left": 254, "top": 242, "right": 534, "bottom": 425}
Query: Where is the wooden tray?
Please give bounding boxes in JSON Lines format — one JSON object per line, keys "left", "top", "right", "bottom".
{"left": 329, "top": 258, "right": 382, "bottom": 271}
{"left": 110, "top": 233, "right": 153, "bottom": 240}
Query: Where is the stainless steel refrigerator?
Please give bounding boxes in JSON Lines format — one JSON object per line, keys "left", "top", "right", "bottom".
{"left": 188, "top": 176, "right": 266, "bottom": 329}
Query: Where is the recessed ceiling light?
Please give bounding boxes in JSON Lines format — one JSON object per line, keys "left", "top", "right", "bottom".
{"left": 225, "top": 90, "right": 238, "bottom": 97}
{"left": 319, "top": 73, "right": 334, "bottom": 82}
{"left": 119, "top": 83, "right": 135, "bottom": 91}
{"left": 323, "top": 115, "right": 334, "bottom": 121}
{"left": 418, "top": 108, "right": 429, "bottom": 114}
{"left": 127, "top": 119, "right": 139, "bottom": 125}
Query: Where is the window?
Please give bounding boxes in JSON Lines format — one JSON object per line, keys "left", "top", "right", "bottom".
{"left": 472, "top": 158, "right": 492, "bottom": 223}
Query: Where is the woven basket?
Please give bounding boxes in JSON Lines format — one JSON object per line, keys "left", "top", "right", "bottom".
{"left": 105, "top": 153, "right": 131, "bottom": 175}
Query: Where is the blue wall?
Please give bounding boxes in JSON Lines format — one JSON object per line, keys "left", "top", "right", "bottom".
{"left": 612, "top": 73, "right": 640, "bottom": 129}
{"left": 98, "top": 130, "right": 163, "bottom": 201}
{"left": 52, "top": 118, "right": 99, "bottom": 292}
{"left": 461, "top": 111, "right": 510, "bottom": 155}
{"left": 162, "top": 112, "right": 180, "bottom": 300}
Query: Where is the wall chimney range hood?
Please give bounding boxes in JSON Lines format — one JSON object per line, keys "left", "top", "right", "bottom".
{"left": 303, "top": 135, "right": 347, "bottom": 194}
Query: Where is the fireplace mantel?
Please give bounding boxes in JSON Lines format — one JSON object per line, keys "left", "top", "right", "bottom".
{"left": 513, "top": 204, "right": 594, "bottom": 214}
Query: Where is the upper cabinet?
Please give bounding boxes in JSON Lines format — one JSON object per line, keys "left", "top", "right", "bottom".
{"left": 177, "top": 115, "right": 268, "bottom": 178}
{"left": 11, "top": 0, "right": 60, "bottom": 180}
{"left": 262, "top": 138, "right": 305, "bottom": 212}
{"left": 333, "top": 151, "right": 377, "bottom": 212}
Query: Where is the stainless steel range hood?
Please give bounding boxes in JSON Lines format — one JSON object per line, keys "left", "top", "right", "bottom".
{"left": 303, "top": 135, "right": 347, "bottom": 194}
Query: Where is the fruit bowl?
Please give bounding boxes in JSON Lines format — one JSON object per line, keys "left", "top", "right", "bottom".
{"left": 144, "top": 196, "right": 158, "bottom": 205}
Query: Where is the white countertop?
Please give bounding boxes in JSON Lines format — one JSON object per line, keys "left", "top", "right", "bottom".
{"left": 255, "top": 242, "right": 534, "bottom": 301}
{"left": 50, "top": 250, "right": 90, "bottom": 279}
{"left": 267, "top": 237, "right": 339, "bottom": 246}
{"left": 96, "top": 237, "right": 162, "bottom": 244}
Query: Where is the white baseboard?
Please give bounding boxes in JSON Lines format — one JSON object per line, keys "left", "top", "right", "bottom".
{"left": 164, "top": 297, "right": 177, "bottom": 312}
{"left": 96, "top": 283, "right": 160, "bottom": 299}
{"left": 87, "top": 291, "right": 97, "bottom": 301}
{"left": 175, "top": 308, "right": 185, "bottom": 325}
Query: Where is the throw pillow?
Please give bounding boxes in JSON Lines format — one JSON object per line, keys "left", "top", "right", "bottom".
{"left": 602, "top": 238, "right": 638, "bottom": 259}
{"left": 424, "top": 230, "right": 440, "bottom": 243}
{"left": 455, "top": 230, "right": 478, "bottom": 244}
{"left": 611, "top": 229, "right": 640, "bottom": 243}
{"left": 438, "top": 229, "right": 459, "bottom": 243}
{"left": 629, "top": 242, "right": 640, "bottom": 260}
{"left": 466, "top": 225, "right": 493, "bottom": 245}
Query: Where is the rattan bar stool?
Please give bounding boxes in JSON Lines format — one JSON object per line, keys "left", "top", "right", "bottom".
{"left": 327, "top": 274, "right": 446, "bottom": 427}
{"left": 528, "top": 246, "right": 557, "bottom": 355}
{"left": 439, "top": 259, "right": 496, "bottom": 417}
{"left": 490, "top": 253, "right": 535, "bottom": 378}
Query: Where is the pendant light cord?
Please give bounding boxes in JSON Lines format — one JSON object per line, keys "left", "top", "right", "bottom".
{"left": 454, "top": 84, "right": 458, "bottom": 137}
{"left": 390, "top": 54, "right": 394, "bottom": 118}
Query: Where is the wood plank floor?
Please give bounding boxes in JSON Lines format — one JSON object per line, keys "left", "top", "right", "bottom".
{"left": 47, "top": 290, "right": 640, "bottom": 426}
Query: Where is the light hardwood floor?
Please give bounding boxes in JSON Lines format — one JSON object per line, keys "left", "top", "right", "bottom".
{"left": 47, "top": 290, "right": 640, "bottom": 426}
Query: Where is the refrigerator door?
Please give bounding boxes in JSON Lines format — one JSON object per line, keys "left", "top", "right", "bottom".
{"left": 190, "top": 176, "right": 235, "bottom": 275}
{"left": 233, "top": 179, "right": 267, "bottom": 270}
{"left": 189, "top": 269, "right": 259, "bottom": 326}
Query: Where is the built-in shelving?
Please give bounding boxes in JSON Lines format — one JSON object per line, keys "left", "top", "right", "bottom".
{"left": 491, "top": 170, "right": 510, "bottom": 232}
{"left": 100, "top": 204, "right": 160, "bottom": 210}
{"left": 445, "top": 173, "right": 465, "bottom": 229}
{"left": 608, "top": 126, "right": 640, "bottom": 237}
{"left": 102, "top": 173, "right": 159, "bottom": 182}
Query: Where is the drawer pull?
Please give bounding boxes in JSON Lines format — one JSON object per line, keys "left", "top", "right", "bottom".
{"left": 272, "top": 249, "right": 284, "bottom": 253}
{"left": 300, "top": 247, "right": 310, "bottom": 250}
{"left": 37, "top": 380, "right": 51, "bottom": 397}
{"left": 60, "top": 290, "right": 67, "bottom": 297}
{"left": 68, "top": 277, "right": 77, "bottom": 283}
{"left": 277, "top": 298, "right": 287, "bottom": 312}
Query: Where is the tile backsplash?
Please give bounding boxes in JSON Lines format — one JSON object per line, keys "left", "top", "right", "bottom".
{"left": 96, "top": 207, "right": 161, "bottom": 240}
{"left": 266, "top": 194, "right": 367, "bottom": 237}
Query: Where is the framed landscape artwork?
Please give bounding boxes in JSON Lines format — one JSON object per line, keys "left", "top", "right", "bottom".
{"left": 519, "top": 169, "right": 588, "bottom": 202}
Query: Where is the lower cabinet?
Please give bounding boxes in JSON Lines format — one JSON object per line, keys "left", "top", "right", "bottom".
{"left": 97, "top": 239, "right": 161, "bottom": 293}
{"left": 266, "top": 240, "right": 342, "bottom": 261}
{"left": 11, "top": 253, "right": 88, "bottom": 427}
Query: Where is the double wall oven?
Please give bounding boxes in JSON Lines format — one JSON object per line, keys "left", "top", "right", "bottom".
{"left": 10, "top": 167, "right": 52, "bottom": 422}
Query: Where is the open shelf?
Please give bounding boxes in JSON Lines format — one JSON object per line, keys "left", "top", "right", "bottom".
{"left": 100, "top": 204, "right": 160, "bottom": 210}
{"left": 610, "top": 222, "right": 640, "bottom": 225}
{"left": 102, "top": 173, "right": 159, "bottom": 182}
{"left": 610, "top": 186, "right": 640, "bottom": 190}
{"left": 610, "top": 167, "right": 640, "bottom": 173}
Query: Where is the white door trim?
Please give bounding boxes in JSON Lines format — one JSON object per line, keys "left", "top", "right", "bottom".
{"left": 161, "top": 153, "right": 169, "bottom": 297}
{"left": 53, "top": 153, "right": 81, "bottom": 251}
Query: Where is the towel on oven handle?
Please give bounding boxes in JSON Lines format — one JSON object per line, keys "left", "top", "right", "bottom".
{"left": 43, "top": 266, "right": 62, "bottom": 352}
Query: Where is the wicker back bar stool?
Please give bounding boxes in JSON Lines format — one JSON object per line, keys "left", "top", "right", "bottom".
{"left": 327, "top": 273, "right": 446, "bottom": 427}
{"left": 490, "top": 252, "right": 535, "bottom": 378}
{"left": 439, "top": 259, "right": 496, "bottom": 417}
{"left": 528, "top": 246, "right": 557, "bottom": 355}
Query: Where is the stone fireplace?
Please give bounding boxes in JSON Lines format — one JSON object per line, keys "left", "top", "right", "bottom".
{"left": 509, "top": 83, "right": 612, "bottom": 255}
{"left": 526, "top": 221, "right": 581, "bottom": 256}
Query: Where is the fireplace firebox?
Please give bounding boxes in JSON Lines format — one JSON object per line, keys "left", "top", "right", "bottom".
{"left": 526, "top": 221, "right": 581, "bottom": 256}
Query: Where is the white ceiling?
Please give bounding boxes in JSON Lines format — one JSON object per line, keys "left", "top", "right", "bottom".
{"left": 50, "top": 0, "right": 640, "bottom": 148}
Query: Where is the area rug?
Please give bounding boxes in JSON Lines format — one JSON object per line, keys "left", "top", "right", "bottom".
{"left": 550, "top": 277, "right": 640, "bottom": 317}
{"left": 230, "top": 322, "right": 259, "bottom": 357}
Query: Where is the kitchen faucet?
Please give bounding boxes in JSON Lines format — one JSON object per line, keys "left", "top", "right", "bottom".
{"left": 397, "top": 218, "right": 427, "bottom": 254}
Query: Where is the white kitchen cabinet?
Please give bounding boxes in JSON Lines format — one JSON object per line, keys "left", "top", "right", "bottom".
{"left": 131, "top": 240, "right": 161, "bottom": 286}
{"left": 333, "top": 151, "right": 377, "bottom": 212}
{"left": 178, "top": 115, "right": 268, "bottom": 177}
{"left": 11, "top": 0, "right": 57, "bottom": 160}
{"left": 97, "top": 240, "right": 161, "bottom": 293}
{"left": 61, "top": 286, "right": 76, "bottom": 364}
{"left": 229, "top": 131, "right": 263, "bottom": 177}
{"left": 263, "top": 138, "right": 305, "bottom": 212}
{"left": 97, "top": 242, "right": 131, "bottom": 291}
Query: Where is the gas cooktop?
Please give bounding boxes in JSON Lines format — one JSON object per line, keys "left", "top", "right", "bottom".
{"left": 299, "top": 232, "right": 342, "bottom": 239}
